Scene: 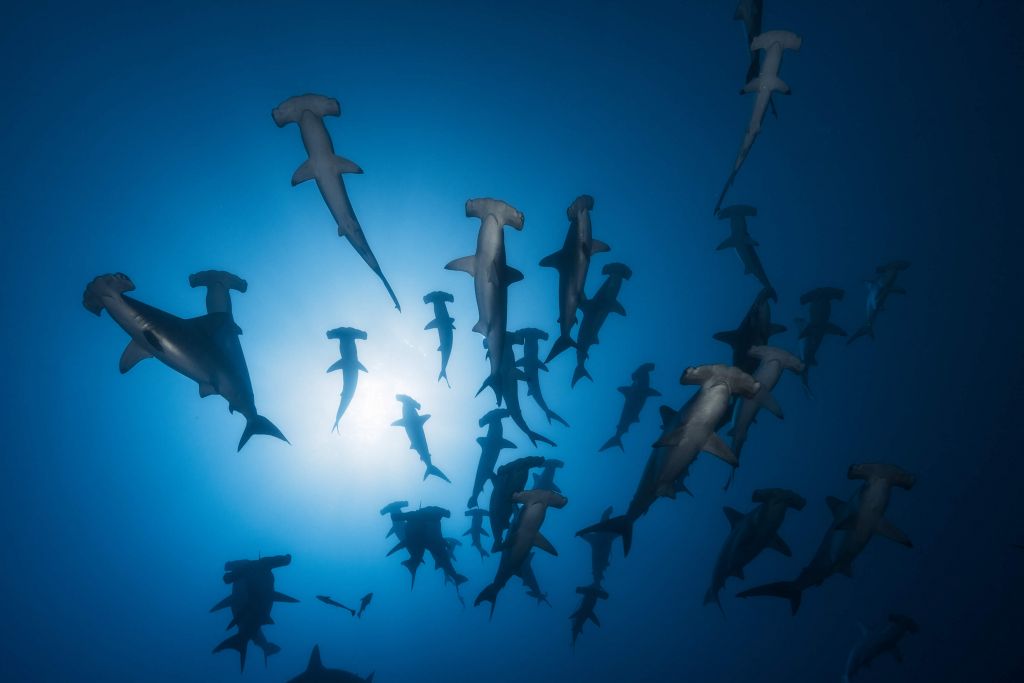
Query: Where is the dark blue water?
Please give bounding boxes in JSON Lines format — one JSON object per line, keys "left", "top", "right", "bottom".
{"left": 3, "top": 1, "right": 1022, "bottom": 681}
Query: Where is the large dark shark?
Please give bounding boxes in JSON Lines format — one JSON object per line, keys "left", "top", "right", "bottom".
{"left": 486, "top": 334, "right": 556, "bottom": 447}
{"left": 579, "top": 506, "right": 617, "bottom": 586}
{"left": 573, "top": 263, "right": 632, "bottom": 387}
{"left": 716, "top": 205, "right": 775, "bottom": 298}
{"left": 83, "top": 272, "right": 287, "bottom": 451}
{"left": 475, "top": 489, "right": 568, "bottom": 616}
{"left": 489, "top": 456, "right": 547, "bottom": 551}
{"left": 577, "top": 365, "right": 759, "bottom": 555}
{"left": 464, "top": 509, "right": 492, "bottom": 559}
{"left": 468, "top": 409, "right": 517, "bottom": 509}
{"left": 848, "top": 261, "right": 910, "bottom": 345}
{"left": 600, "top": 362, "right": 661, "bottom": 452}
{"left": 423, "top": 291, "right": 456, "bottom": 385}
{"left": 386, "top": 506, "right": 467, "bottom": 591}
{"left": 714, "top": 30, "right": 802, "bottom": 214}
{"left": 513, "top": 328, "right": 569, "bottom": 427}
{"left": 540, "top": 194, "right": 610, "bottom": 362}
{"left": 738, "top": 463, "right": 915, "bottom": 614}
{"left": 392, "top": 394, "right": 450, "bottom": 482}
{"left": 796, "top": 286, "right": 846, "bottom": 389}
{"left": 446, "top": 197, "right": 525, "bottom": 405}
{"left": 704, "top": 488, "right": 806, "bottom": 610}
{"left": 325, "top": 326, "right": 367, "bottom": 432}
{"left": 843, "top": 614, "right": 919, "bottom": 682}
{"left": 570, "top": 584, "right": 609, "bottom": 648}
{"left": 272, "top": 94, "right": 400, "bottom": 310}
{"left": 210, "top": 554, "right": 298, "bottom": 671}
{"left": 713, "top": 287, "right": 787, "bottom": 375}
{"left": 734, "top": 0, "right": 765, "bottom": 84}
{"left": 286, "top": 645, "right": 374, "bottom": 683}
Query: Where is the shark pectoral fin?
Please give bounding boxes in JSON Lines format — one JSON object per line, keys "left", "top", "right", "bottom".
{"left": 610, "top": 300, "right": 626, "bottom": 316}
{"left": 425, "top": 319, "right": 439, "bottom": 330}
{"left": 826, "top": 496, "right": 846, "bottom": 518}
{"left": 514, "top": 370, "right": 529, "bottom": 382}
{"left": 616, "top": 386, "right": 629, "bottom": 395}
{"left": 198, "top": 382, "right": 217, "bottom": 398}
{"left": 210, "top": 595, "right": 232, "bottom": 612}
{"left": 647, "top": 388, "right": 662, "bottom": 397}
{"left": 825, "top": 323, "right": 848, "bottom": 337}
{"left": 330, "top": 154, "right": 363, "bottom": 175}
{"left": 500, "top": 438, "right": 517, "bottom": 449}
{"left": 716, "top": 234, "right": 757, "bottom": 251}
{"left": 590, "top": 239, "right": 611, "bottom": 254}
{"left": 326, "top": 359, "right": 345, "bottom": 373}
{"left": 357, "top": 361, "right": 368, "bottom": 373}
{"left": 504, "top": 265, "right": 525, "bottom": 285}
{"left": 119, "top": 340, "right": 152, "bottom": 373}
{"left": 767, "top": 533, "right": 793, "bottom": 557}
{"left": 472, "top": 319, "right": 487, "bottom": 334}
{"left": 272, "top": 591, "right": 299, "bottom": 603}
{"left": 759, "top": 390, "right": 784, "bottom": 419}
{"left": 875, "top": 518, "right": 912, "bottom": 547}
{"left": 702, "top": 432, "right": 738, "bottom": 466}
{"left": 589, "top": 613, "right": 602, "bottom": 627}
{"left": 539, "top": 250, "right": 565, "bottom": 270}
{"left": 723, "top": 506, "right": 744, "bottom": 528}
{"left": 419, "top": 413, "right": 432, "bottom": 424}
{"left": 390, "top": 419, "right": 406, "bottom": 427}
{"left": 445, "top": 255, "right": 476, "bottom": 276}
{"left": 533, "top": 532, "right": 558, "bottom": 556}
{"left": 291, "top": 160, "right": 314, "bottom": 185}
{"left": 658, "top": 405, "right": 679, "bottom": 429}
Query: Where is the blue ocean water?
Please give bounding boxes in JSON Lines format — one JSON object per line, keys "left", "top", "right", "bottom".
{"left": 2, "top": 1, "right": 1022, "bottom": 681}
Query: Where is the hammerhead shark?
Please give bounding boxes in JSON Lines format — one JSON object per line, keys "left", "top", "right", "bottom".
{"left": 464, "top": 509, "right": 492, "bottom": 559}
{"left": 272, "top": 94, "right": 400, "bottom": 310}
{"left": 843, "top": 614, "right": 919, "bottom": 683}
{"left": 423, "top": 291, "right": 456, "bottom": 385}
{"left": 738, "top": 463, "right": 915, "bottom": 614}
{"left": 570, "top": 584, "right": 609, "bottom": 647}
{"left": 356, "top": 592, "right": 373, "bottom": 618}
{"left": 326, "top": 326, "right": 367, "bottom": 432}
{"left": 387, "top": 506, "right": 467, "bottom": 591}
{"left": 446, "top": 198, "right": 525, "bottom": 405}
{"left": 714, "top": 30, "right": 802, "bottom": 214}
{"left": 716, "top": 205, "right": 775, "bottom": 298}
{"left": 848, "top": 261, "right": 911, "bottom": 344}
{"left": 573, "top": 263, "right": 632, "bottom": 387}
{"left": 489, "top": 456, "right": 547, "bottom": 550}
{"left": 540, "top": 194, "right": 610, "bottom": 362}
{"left": 513, "top": 328, "right": 569, "bottom": 426}
{"left": 579, "top": 506, "right": 617, "bottom": 586}
{"left": 316, "top": 595, "right": 355, "bottom": 616}
{"left": 531, "top": 459, "right": 565, "bottom": 494}
{"left": 600, "top": 362, "right": 660, "bottom": 452}
{"left": 391, "top": 395, "right": 450, "bottom": 482}
{"left": 468, "top": 409, "right": 517, "bottom": 509}
{"left": 286, "top": 645, "right": 374, "bottom": 683}
{"left": 83, "top": 272, "right": 287, "bottom": 451}
{"left": 796, "top": 286, "right": 846, "bottom": 389}
{"left": 715, "top": 287, "right": 787, "bottom": 375}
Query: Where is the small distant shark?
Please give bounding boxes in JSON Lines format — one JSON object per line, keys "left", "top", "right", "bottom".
{"left": 714, "top": 286, "right": 787, "bottom": 375}
{"left": 356, "top": 593, "right": 373, "bottom": 618}
{"left": 570, "top": 584, "right": 609, "bottom": 647}
{"left": 83, "top": 272, "right": 287, "bottom": 451}
{"left": 716, "top": 205, "right": 775, "bottom": 298}
{"left": 734, "top": 0, "right": 765, "bottom": 85}
{"left": 600, "top": 362, "right": 660, "bottom": 452}
{"left": 464, "top": 509, "right": 492, "bottom": 559}
{"left": 843, "top": 614, "right": 919, "bottom": 683}
{"left": 573, "top": 263, "right": 632, "bottom": 387}
{"left": 579, "top": 506, "right": 617, "bottom": 586}
{"left": 531, "top": 459, "right": 565, "bottom": 494}
{"left": 513, "top": 328, "right": 569, "bottom": 426}
{"left": 468, "top": 409, "right": 516, "bottom": 509}
{"left": 540, "top": 194, "right": 610, "bottom": 362}
{"left": 285, "top": 645, "right": 374, "bottom": 683}
{"left": 391, "top": 395, "right": 450, "bottom": 482}
{"left": 316, "top": 595, "right": 355, "bottom": 616}
{"left": 326, "top": 326, "right": 367, "bottom": 432}
{"left": 738, "top": 463, "right": 915, "bottom": 614}
{"left": 423, "top": 291, "right": 456, "bottom": 385}
{"left": 714, "top": 30, "right": 802, "bottom": 214}
{"left": 273, "top": 94, "right": 400, "bottom": 310}
{"left": 796, "top": 286, "right": 846, "bottom": 389}
{"left": 446, "top": 198, "right": 525, "bottom": 405}
{"left": 848, "top": 261, "right": 910, "bottom": 345}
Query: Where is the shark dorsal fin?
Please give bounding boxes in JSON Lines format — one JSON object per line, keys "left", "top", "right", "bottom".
{"left": 307, "top": 645, "right": 324, "bottom": 671}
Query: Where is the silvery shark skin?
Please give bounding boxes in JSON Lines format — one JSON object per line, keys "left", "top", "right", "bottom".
{"left": 600, "top": 362, "right": 661, "bottom": 452}
{"left": 513, "top": 328, "right": 569, "bottom": 427}
{"left": 474, "top": 489, "right": 568, "bottom": 616}
{"left": 273, "top": 94, "right": 400, "bottom": 310}
{"left": 316, "top": 595, "right": 355, "bottom": 616}
{"left": 325, "top": 327, "right": 367, "bottom": 432}
{"left": 738, "top": 463, "right": 915, "bottom": 614}
{"left": 714, "top": 30, "right": 802, "bottom": 214}
{"left": 540, "top": 195, "right": 610, "bottom": 363}
{"left": 714, "top": 287, "right": 787, "bottom": 375}
{"left": 446, "top": 198, "right": 525, "bottom": 405}
{"left": 210, "top": 554, "right": 297, "bottom": 671}
{"left": 356, "top": 592, "right": 373, "bottom": 618}
{"left": 570, "top": 584, "right": 609, "bottom": 647}
{"left": 843, "top": 614, "right": 919, "bottom": 683}
{"left": 716, "top": 205, "right": 776, "bottom": 299}
{"left": 386, "top": 506, "right": 467, "bottom": 590}
{"left": 83, "top": 273, "right": 287, "bottom": 451}
{"left": 489, "top": 456, "right": 547, "bottom": 551}
{"left": 577, "top": 365, "right": 759, "bottom": 556}
{"left": 704, "top": 488, "right": 806, "bottom": 610}
{"left": 727, "top": 346, "right": 805, "bottom": 484}
{"left": 579, "top": 506, "right": 617, "bottom": 586}
{"left": 573, "top": 263, "right": 633, "bottom": 387}
{"left": 423, "top": 291, "right": 456, "bottom": 385}
{"left": 734, "top": 0, "right": 765, "bottom": 84}
{"left": 286, "top": 645, "right": 374, "bottom": 683}
{"left": 796, "top": 286, "right": 847, "bottom": 389}
{"left": 487, "top": 334, "right": 556, "bottom": 448}
{"left": 848, "top": 261, "right": 911, "bottom": 345}
{"left": 531, "top": 458, "right": 565, "bottom": 494}
{"left": 391, "top": 395, "right": 450, "bottom": 482}
{"left": 463, "top": 509, "right": 492, "bottom": 559}
{"left": 468, "top": 409, "right": 517, "bottom": 509}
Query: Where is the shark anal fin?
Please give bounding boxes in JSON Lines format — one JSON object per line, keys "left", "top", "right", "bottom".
{"left": 119, "top": 340, "right": 153, "bottom": 373}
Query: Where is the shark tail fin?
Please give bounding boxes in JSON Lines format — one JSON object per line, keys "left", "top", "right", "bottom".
{"left": 474, "top": 583, "right": 500, "bottom": 618}
{"left": 438, "top": 368, "right": 451, "bottom": 387}
{"left": 213, "top": 632, "right": 249, "bottom": 671}
{"left": 703, "top": 586, "right": 725, "bottom": 614}
{"left": 847, "top": 322, "right": 874, "bottom": 345}
{"left": 544, "top": 406, "right": 569, "bottom": 427}
{"left": 545, "top": 334, "right": 577, "bottom": 363}
{"left": 577, "top": 514, "right": 634, "bottom": 556}
{"left": 599, "top": 433, "right": 624, "bottom": 452}
{"left": 424, "top": 464, "right": 451, "bottom": 483}
{"left": 571, "top": 364, "right": 593, "bottom": 388}
{"left": 238, "top": 415, "right": 289, "bottom": 451}
{"left": 736, "top": 581, "right": 802, "bottom": 615}
{"left": 476, "top": 374, "right": 504, "bottom": 406}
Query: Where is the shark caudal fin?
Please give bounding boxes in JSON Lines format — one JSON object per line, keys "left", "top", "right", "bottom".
{"left": 438, "top": 368, "right": 451, "bottom": 387}
{"left": 736, "top": 581, "right": 802, "bottom": 615}
{"left": 545, "top": 335, "right": 577, "bottom": 363}
{"left": 474, "top": 583, "right": 500, "bottom": 618}
{"left": 599, "top": 433, "right": 625, "bottom": 452}
{"left": 847, "top": 322, "right": 874, "bottom": 345}
{"left": 703, "top": 586, "right": 725, "bottom": 614}
{"left": 238, "top": 415, "right": 289, "bottom": 451}
{"left": 213, "top": 632, "right": 250, "bottom": 671}
{"left": 424, "top": 464, "right": 451, "bottom": 483}
{"left": 577, "top": 514, "right": 634, "bottom": 556}
{"left": 571, "top": 364, "right": 593, "bottom": 388}
{"left": 542, "top": 405, "right": 569, "bottom": 427}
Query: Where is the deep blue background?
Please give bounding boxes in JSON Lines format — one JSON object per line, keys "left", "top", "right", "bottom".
{"left": 2, "top": 1, "right": 1022, "bottom": 681}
